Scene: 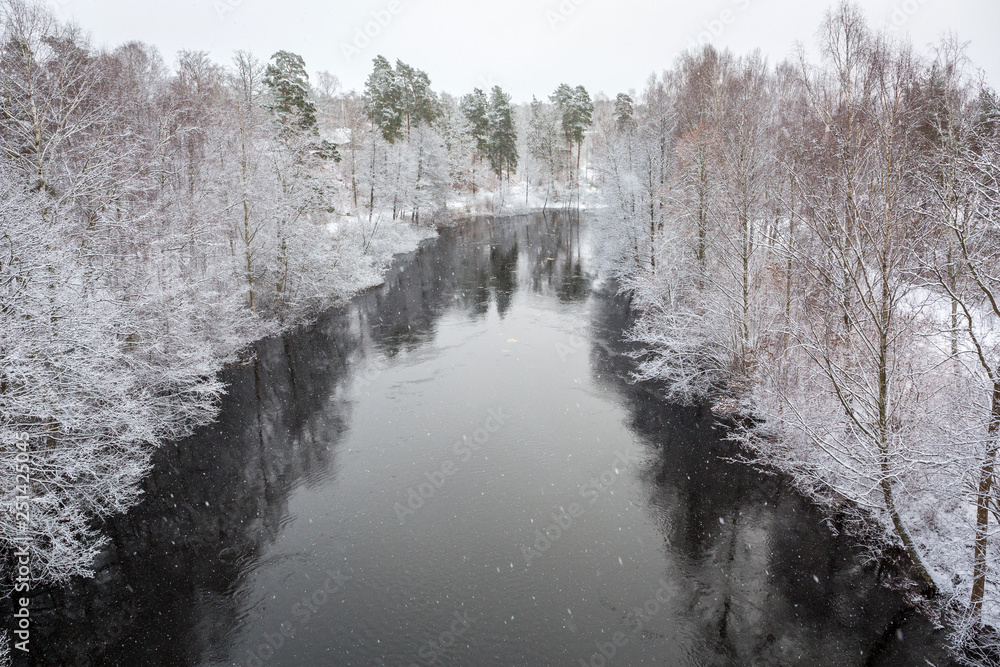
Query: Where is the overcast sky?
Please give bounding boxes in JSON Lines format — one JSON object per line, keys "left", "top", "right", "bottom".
{"left": 49, "top": 0, "right": 1000, "bottom": 103}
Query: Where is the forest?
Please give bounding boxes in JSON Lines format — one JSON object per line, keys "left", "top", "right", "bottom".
{"left": 2, "top": 0, "right": 1000, "bottom": 661}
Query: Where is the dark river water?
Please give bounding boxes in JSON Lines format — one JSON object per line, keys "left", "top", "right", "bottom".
{"left": 27, "top": 213, "right": 954, "bottom": 665}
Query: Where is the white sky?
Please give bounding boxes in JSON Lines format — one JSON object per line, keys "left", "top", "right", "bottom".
{"left": 49, "top": 0, "right": 1000, "bottom": 103}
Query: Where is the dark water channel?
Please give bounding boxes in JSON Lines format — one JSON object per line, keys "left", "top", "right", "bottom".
{"left": 27, "top": 213, "right": 954, "bottom": 665}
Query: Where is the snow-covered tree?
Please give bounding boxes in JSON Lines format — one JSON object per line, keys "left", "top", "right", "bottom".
{"left": 363, "top": 55, "right": 403, "bottom": 143}
{"left": 460, "top": 87, "right": 490, "bottom": 196}
{"left": 0, "top": 0, "right": 422, "bottom": 595}
{"left": 550, "top": 83, "right": 593, "bottom": 203}
{"left": 487, "top": 85, "right": 518, "bottom": 180}
{"left": 436, "top": 92, "right": 474, "bottom": 195}
{"left": 526, "top": 96, "right": 563, "bottom": 208}
{"left": 264, "top": 50, "right": 317, "bottom": 133}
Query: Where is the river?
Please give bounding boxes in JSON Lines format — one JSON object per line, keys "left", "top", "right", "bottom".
{"left": 29, "top": 213, "right": 953, "bottom": 666}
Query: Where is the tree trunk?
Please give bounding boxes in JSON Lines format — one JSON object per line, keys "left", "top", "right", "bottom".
{"left": 369, "top": 147, "right": 376, "bottom": 224}
{"left": 881, "top": 470, "right": 936, "bottom": 589}
{"left": 697, "top": 146, "right": 708, "bottom": 273}
{"left": 351, "top": 141, "right": 358, "bottom": 209}
{"left": 471, "top": 153, "right": 477, "bottom": 197}
{"left": 576, "top": 140, "right": 583, "bottom": 212}
{"left": 876, "top": 227, "right": 936, "bottom": 591}
{"left": 785, "top": 175, "right": 795, "bottom": 332}
{"left": 948, "top": 240, "right": 959, "bottom": 357}
{"left": 243, "top": 199, "right": 254, "bottom": 312}
{"left": 970, "top": 372, "right": 1000, "bottom": 622}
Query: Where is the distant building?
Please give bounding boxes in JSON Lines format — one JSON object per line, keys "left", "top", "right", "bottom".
{"left": 322, "top": 128, "right": 353, "bottom": 147}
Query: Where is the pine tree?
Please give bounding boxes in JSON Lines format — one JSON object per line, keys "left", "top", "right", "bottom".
{"left": 460, "top": 88, "right": 490, "bottom": 194}
{"left": 461, "top": 88, "right": 490, "bottom": 155}
{"left": 487, "top": 85, "right": 518, "bottom": 180}
{"left": 550, "top": 83, "right": 594, "bottom": 151}
{"left": 396, "top": 59, "right": 439, "bottom": 137}
{"left": 263, "top": 50, "right": 317, "bottom": 133}
{"left": 614, "top": 93, "right": 637, "bottom": 134}
{"left": 550, "top": 83, "right": 594, "bottom": 203}
{"left": 363, "top": 57, "right": 439, "bottom": 145}
{"left": 363, "top": 55, "right": 404, "bottom": 143}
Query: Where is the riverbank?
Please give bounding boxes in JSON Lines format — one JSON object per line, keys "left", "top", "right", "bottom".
{"left": 598, "top": 269, "right": 991, "bottom": 663}
{"left": 662, "top": 378, "right": 1000, "bottom": 666}
{"left": 0, "top": 213, "right": 435, "bottom": 666}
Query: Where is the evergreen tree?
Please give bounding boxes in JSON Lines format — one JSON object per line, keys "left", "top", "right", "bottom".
{"left": 550, "top": 83, "right": 594, "bottom": 150}
{"left": 550, "top": 83, "right": 594, "bottom": 199}
{"left": 614, "top": 93, "right": 636, "bottom": 134}
{"left": 460, "top": 88, "right": 490, "bottom": 156}
{"left": 460, "top": 88, "right": 490, "bottom": 194}
{"left": 487, "top": 85, "right": 518, "bottom": 179}
{"left": 363, "top": 55, "right": 404, "bottom": 143}
{"left": 396, "top": 59, "right": 439, "bottom": 137}
{"left": 263, "top": 50, "right": 317, "bottom": 133}
{"left": 363, "top": 56, "right": 439, "bottom": 144}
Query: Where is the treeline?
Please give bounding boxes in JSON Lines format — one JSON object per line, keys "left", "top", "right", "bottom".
{"left": 592, "top": 2, "right": 1000, "bottom": 654}
{"left": 324, "top": 55, "right": 595, "bottom": 216}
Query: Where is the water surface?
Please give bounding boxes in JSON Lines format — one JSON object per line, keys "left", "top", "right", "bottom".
{"left": 29, "top": 213, "right": 953, "bottom": 666}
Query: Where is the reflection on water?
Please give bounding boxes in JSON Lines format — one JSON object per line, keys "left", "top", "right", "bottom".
{"left": 25, "top": 213, "right": 952, "bottom": 666}
{"left": 590, "top": 293, "right": 952, "bottom": 665}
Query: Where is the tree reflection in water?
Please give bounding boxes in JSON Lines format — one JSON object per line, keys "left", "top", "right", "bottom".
{"left": 27, "top": 213, "right": 952, "bottom": 666}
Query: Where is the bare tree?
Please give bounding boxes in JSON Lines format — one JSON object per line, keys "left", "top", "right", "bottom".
{"left": 926, "top": 80, "right": 1000, "bottom": 624}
